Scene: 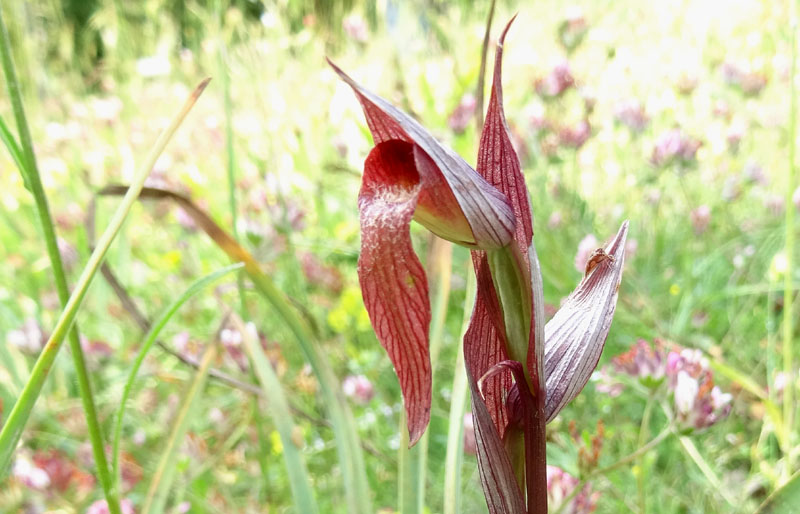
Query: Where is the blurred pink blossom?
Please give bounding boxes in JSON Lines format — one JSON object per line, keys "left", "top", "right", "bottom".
{"left": 548, "top": 211, "right": 563, "bottom": 229}
{"left": 743, "top": 161, "right": 767, "bottom": 186}
{"left": 342, "top": 374, "right": 375, "bottom": 405}
{"left": 722, "top": 177, "right": 741, "bottom": 202}
{"left": 343, "top": 15, "right": 368, "bottom": 43}
{"left": 57, "top": 237, "right": 79, "bottom": 272}
{"left": 12, "top": 453, "right": 50, "bottom": 489}
{"left": 721, "top": 60, "right": 768, "bottom": 95}
{"left": 7, "top": 318, "right": 44, "bottom": 354}
{"left": 764, "top": 194, "right": 785, "bottom": 216}
{"left": 651, "top": 128, "right": 701, "bottom": 167}
{"left": 546, "top": 465, "right": 597, "bottom": 513}
{"left": 613, "top": 99, "right": 649, "bottom": 132}
{"left": 726, "top": 121, "right": 747, "bottom": 150}
{"left": 81, "top": 337, "right": 114, "bottom": 368}
{"left": 536, "top": 60, "right": 575, "bottom": 98}
{"left": 690, "top": 205, "right": 711, "bottom": 235}
{"left": 463, "top": 412, "right": 476, "bottom": 455}
{"left": 86, "top": 498, "right": 136, "bottom": 514}
{"left": 666, "top": 349, "right": 732, "bottom": 430}
{"left": 597, "top": 340, "right": 732, "bottom": 431}
{"left": 220, "top": 327, "right": 249, "bottom": 372}
{"left": 557, "top": 7, "right": 588, "bottom": 51}
{"left": 447, "top": 93, "right": 477, "bottom": 134}
{"left": 300, "top": 252, "right": 344, "bottom": 294}
{"left": 558, "top": 120, "right": 591, "bottom": 149}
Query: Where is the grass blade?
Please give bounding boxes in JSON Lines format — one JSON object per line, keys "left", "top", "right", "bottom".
{"left": 142, "top": 339, "right": 217, "bottom": 514}
{"left": 0, "top": 79, "right": 210, "bottom": 479}
{"left": 414, "top": 238, "right": 452, "bottom": 512}
{"left": 111, "top": 263, "right": 244, "bottom": 493}
{"left": 97, "top": 186, "right": 372, "bottom": 513}
{"left": 444, "top": 266, "right": 477, "bottom": 514}
{"left": 232, "top": 314, "right": 319, "bottom": 514}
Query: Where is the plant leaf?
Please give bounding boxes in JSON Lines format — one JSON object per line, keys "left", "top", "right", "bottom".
{"left": 358, "top": 140, "right": 432, "bottom": 445}
{"left": 328, "top": 58, "right": 516, "bottom": 250}
{"left": 544, "top": 221, "right": 629, "bottom": 422}
{"left": 467, "top": 366, "right": 527, "bottom": 514}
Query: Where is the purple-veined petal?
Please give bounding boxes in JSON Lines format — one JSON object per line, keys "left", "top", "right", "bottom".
{"left": 464, "top": 253, "right": 512, "bottom": 437}
{"left": 467, "top": 366, "right": 527, "bottom": 514}
{"left": 544, "top": 221, "right": 629, "bottom": 422}
{"left": 477, "top": 16, "right": 533, "bottom": 258}
{"left": 328, "top": 59, "right": 516, "bottom": 249}
{"left": 357, "top": 140, "right": 432, "bottom": 445}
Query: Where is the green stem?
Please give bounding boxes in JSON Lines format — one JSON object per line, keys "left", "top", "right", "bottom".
{"left": 217, "top": 13, "right": 247, "bottom": 317}
{"left": 414, "top": 239, "right": 452, "bottom": 513}
{"left": 0, "top": 8, "right": 120, "bottom": 512}
{"left": 637, "top": 396, "right": 655, "bottom": 513}
{"left": 398, "top": 412, "right": 416, "bottom": 513}
{"left": 0, "top": 76, "right": 210, "bottom": 494}
{"left": 783, "top": 6, "right": 797, "bottom": 475}
{"left": 474, "top": 0, "right": 497, "bottom": 131}
{"left": 678, "top": 435, "right": 738, "bottom": 508}
{"left": 443, "top": 267, "right": 476, "bottom": 514}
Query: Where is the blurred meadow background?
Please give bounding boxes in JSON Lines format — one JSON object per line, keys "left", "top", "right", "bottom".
{"left": 0, "top": 0, "right": 798, "bottom": 512}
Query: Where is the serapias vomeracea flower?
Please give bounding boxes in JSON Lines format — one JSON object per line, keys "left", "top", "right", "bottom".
{"left": 331, "top": 16, "right": 628, "bottom": 513}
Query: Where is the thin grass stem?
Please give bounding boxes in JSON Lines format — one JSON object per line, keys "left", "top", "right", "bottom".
{"left": 782, "top": 4, "right": 798, "bottom": 475}
{"left": 443, "top": 264, "right": 477, "bottom": 514}
{"left": 142, "top": 339, "right": 217, "bottom": 514}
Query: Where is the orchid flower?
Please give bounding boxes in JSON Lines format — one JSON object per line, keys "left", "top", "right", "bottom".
{"left": 331, "top": 17, "right": 628, "bottom": 514}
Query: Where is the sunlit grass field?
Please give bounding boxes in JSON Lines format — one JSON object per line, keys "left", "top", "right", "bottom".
{"left": 0, "top": 0, "right": 797, "bottom": 512}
